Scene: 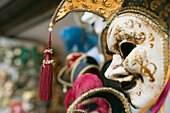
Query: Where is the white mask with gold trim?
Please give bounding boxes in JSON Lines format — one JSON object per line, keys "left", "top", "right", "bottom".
{"left": 105, "top": 12, "right": 169, "bottom": 108}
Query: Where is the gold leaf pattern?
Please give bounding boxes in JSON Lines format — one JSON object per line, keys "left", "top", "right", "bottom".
{"left": 82, "top": 3, "right": 92, "bottom": 9}
{"left": 90, "top": 0, "right": 100, "bottom": 4}
{"left": 143, "top": 0, "right": 148, "bottom": 9}
{"left": 51, "top": 0, "right": 123, "bottom": 24}
{"left": 96, "top": 7, "right": 105, "bottom": 14}
{"left": 135, "top": 53, "right": 157, "bottom": 82}
{"left": 150, "top": 1, "right": 162, "bottom": 11}
{"left": 159, "top": 4, "right": 170, "bottom": 20}
{"left": 102, "top": 0, "right": 112, "bottom": 7}
{"left": 112, "top": 19, "right": 158, "bottom": 49}
{"left": 69, "top": 3, "right": 74, "bottom": 9}
{"left": 121, "top": 0, "right": 169, "bottom": 22}
{"left": 128, "top": 2, "right": 134, "bottom": 6}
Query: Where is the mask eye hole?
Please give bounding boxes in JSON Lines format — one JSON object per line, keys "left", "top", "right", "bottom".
{"left": 120, "top": 42, "right": 136, "bottom": 59}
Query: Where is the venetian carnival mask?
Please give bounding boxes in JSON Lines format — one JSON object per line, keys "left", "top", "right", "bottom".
{"left": 39, "top": 0, "right": 170, "bottom": 112}
{"left": 105, "top": 14, "right": 168, "bottom": 108}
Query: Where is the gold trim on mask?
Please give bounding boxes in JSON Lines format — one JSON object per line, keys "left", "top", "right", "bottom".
{"left": 108, "top": 6, "right": 168, "bottom": 34}
{"left": 49, "top": 0, "right": 123, "bottom": 27}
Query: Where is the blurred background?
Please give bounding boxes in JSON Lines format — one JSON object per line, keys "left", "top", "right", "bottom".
{"left": 0, "top": 0, "right": 106, "bottom": 113}
{"left": 0, "top": 0, "right": 76, "bottom": 113}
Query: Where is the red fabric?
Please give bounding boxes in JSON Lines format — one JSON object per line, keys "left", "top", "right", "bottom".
{"left": 66, "top": 53, "right": 84, "bottom": 69}
{"left": 64, "top": 73, "right": 109, "bottom": 113}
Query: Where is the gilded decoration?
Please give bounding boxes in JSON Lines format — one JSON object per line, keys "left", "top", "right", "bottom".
{"left": 122, "top": 0, "right": 169, "bottom": 22}
{"left": 112, "top": 19, "right": 155, "bottom": 48}
{"left": 108, "top": 6, "right": 168, "bottom": 34}
{"left": 50, "top": 0, "right": 123, "bottom": 25}
{"left": 127, "top": 0, "right": 149, "bottom": 9}
{"left": 123, "top": 48, "right": 157, "bottom": 83}
{"left": 134, "top": 51, "right": 157, "bottom": 82}
{"left": 49, "top": 0, "right": 169, "bottom": 37}
{"left": 150, "top": 0, "right": 170, "bottom": 21}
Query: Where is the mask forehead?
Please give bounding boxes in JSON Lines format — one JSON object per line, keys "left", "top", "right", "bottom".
{"left": 107, "top": 13, "right": 169, "bottom": 73}
{"left": 105, "top": 13, "right": 169, "bottom": 108}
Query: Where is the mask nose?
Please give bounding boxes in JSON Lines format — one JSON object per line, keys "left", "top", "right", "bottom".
{"left": 105, "top": 54, "right": 129, "bottom": 80}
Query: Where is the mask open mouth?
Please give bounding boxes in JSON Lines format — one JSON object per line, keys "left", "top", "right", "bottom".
{"left": 120, "top": 75, "right": 137, "bottom": 90}
{"left": 105, "top": 41, "right": 145, "bottom": 90}
{"left": 111, "top": 74, "right": 134, "bottom": 82}
{"left": 120, "top": 74, "right": 144, "bottom": 90}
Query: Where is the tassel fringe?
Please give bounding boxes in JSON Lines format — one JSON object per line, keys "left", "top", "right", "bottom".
{"left": 39, "top": 32, "right": 54, "bottom": 102}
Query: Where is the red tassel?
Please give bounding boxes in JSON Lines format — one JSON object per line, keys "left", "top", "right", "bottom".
{"left": 39, "top": 32, "right": 54, "bottom": 102}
